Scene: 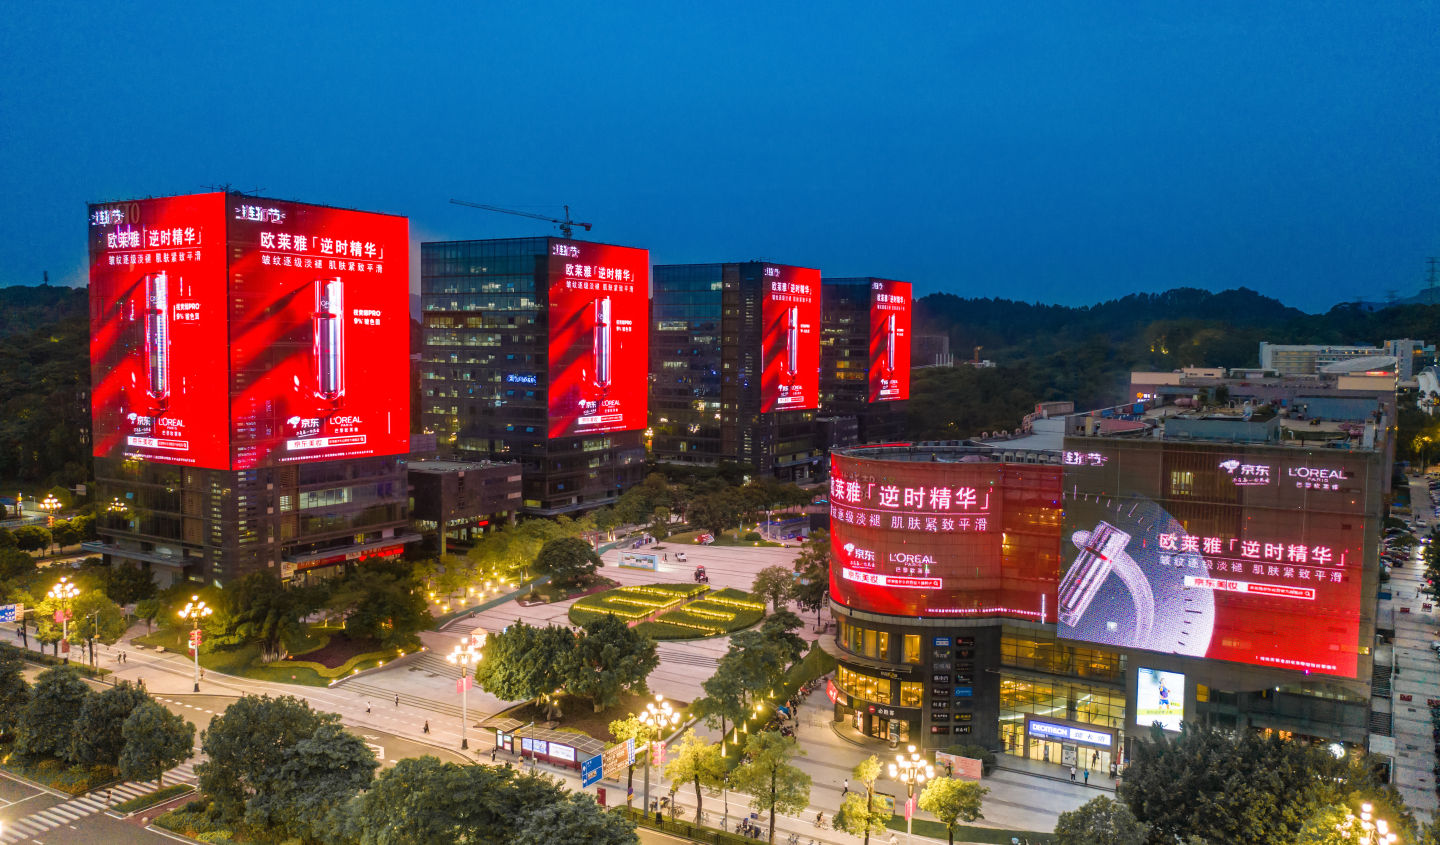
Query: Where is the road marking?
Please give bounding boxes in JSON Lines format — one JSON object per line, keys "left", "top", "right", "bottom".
{"left": 367, "top": 743, "right": 385, "bottom": 760}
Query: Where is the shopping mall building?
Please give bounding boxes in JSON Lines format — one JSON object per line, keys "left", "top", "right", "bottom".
{"left": 824, "top": 407, "right": 1386, "bottom": 772}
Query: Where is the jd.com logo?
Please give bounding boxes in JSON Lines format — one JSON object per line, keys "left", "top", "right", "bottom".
{"left": 1218, "top": 459, "right": 1271, "bottom": 486}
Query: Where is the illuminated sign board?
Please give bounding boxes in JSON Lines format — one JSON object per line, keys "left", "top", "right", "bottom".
{"left": 868, "top": 279, "right": 910, "bottom": 402}
{"left": 90, "top": 194, "right": 409, "bottom": 469}
{"left": 1058, "top": 442, "right": 1365, "bottom": 678}
{"left": 1136, "top": 668, "right": 1184, "bottom": 733}
{"left": 829, "top": 453, "right": 1062, "bottom": 619}
{"left": 1026, "top": 717, "right": 1113, "bottom": 748}
{"left": 760, "top": 264, "right": 820, "bottom": 412}
{"left": 547, "top": 239, "right": 649, "bottom": 438}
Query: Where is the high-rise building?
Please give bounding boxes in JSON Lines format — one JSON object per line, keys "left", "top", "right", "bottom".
{"left": 650, "top": 261, "right": 823, "bottom": 481}
{"left": 420, "top": 237, "right": 649, "bottom": 514}
{"left": 87, "top": 192, "right": 415, "bottom": 586}
{"left": 819, "top": 278, "right": 911, "bottom": 446}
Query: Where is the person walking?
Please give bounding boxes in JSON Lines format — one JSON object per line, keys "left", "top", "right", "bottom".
{"left": 1069, "top": 765, "right": 1077, "bottom": 782}
{"left": 842, "top": 777, "right": 849, "bottom": 795}
{"left": 1083, "top": 769, "right": 1090, "bottom": 785}
{"left": 395, "top": 693, "right": 400, "bottom": 707}
{"left": 423, "top": 720, "right": 430, "bottom": 734}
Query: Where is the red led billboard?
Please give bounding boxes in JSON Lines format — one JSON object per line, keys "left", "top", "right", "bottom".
{"left": 90, "top": 194, "right": 230, "bottom": 467}
{"left": 547, "top": 240, "right": 649, "bottom": 438}
{"left": 1058, "top": 443, "right": 1369, "bottom": 678}
{"left": 828, "top": 451, "right": 1062, "bottom": 618}
{"left": 89, "top": 193, "right": 410, "bottom": 470}
{"left": 760, "top": 264, "right": 820, "bottom": 412}
{"left": 868, "top": 279, "right": 911, "bottom": 403}
{"left": 227, "top": 198, "right": 410, "bottom": 468}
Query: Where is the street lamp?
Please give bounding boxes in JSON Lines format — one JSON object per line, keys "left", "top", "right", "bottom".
{"left": 638, "top": 693, "right": 680, "bottom": 818}
{"left": 888, "top": 745, "right": 934, "bottom": 845}
{"left": 445, "top": 631, "right": 485, "bottom": 750}
{"left": 46, "top": 576, "right": 79, "bottom": 664}
{"left": 1339, "top": 802, "right": 1399, "bottom": 845}
{"left": 178, "top": 596, "right": 211, "bottom": 692}
{"left": 40, "top": 495, "right": 60, "bottom": 528}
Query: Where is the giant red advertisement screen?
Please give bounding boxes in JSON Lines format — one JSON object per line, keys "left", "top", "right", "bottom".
{"left": 761, "top": 265, "right": 820, "bottom": 413}
{"left": 868, "top": 279, "right": 911, "bottom": 403}
{"left": 1058, "top": 443, "right": 1369, "bottom": 678}
{"left": 90, "top": 194, "right": 231, "bottom": 468}
{"left": 828, "top": 452, "right": 1062, "bottom": 618}
{"left": 547, "top": 240, "right": 649, "bottom": 438}
{"left": 226, "top": 198, "right": 410, "bottom": 468}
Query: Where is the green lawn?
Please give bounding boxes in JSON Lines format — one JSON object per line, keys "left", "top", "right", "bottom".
{"left": 132, "top": 624, "right": 397, "bottom": 687}
{"left": 665, "top": 529, "right": 784, "bottom": 548}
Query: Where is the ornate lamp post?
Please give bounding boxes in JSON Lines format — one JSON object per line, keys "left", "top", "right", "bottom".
{"left": 40, "top": 495, "right": 60, "bottom": 528}
{"left": 446, "top": 631, "right": 484, "bottom": 750}
{"left": 1339, "top": 802, "right": 1399, "bottom": 844}
{"left": 638, "top": 694, "right": 680, "bottom": 817}
{"left": 889, "top": 744, "right": 933, "bottom": 845}
{"left": 47, "top": 576, "right": 79, "bottom": 663}
{"left": 178, "top": 596, "right": 211, "bottom": 692}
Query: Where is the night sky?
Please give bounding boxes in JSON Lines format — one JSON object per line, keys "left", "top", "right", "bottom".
{"left": 3, "top": 3, "right": 1437, "bottom": 312}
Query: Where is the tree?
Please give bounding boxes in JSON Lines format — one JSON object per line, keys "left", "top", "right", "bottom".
{"left": 326, "top": 559, "right": 432, "bottom": 650}
{"left": 135, "top": 597, "right": 163, "bottom": 633}
{"left": 919, "top": 777, "right": 988, "bottom": 845}
{"left": 723, "top": 630, "right": 791, "bottom": 703}
{"left": 222, "top": 571, "right": 309, "bottom": 662}
{"left": 663, "top": 729, "right": 727, "bottom": 821}
{"left": 473, "top": 621, "right": 575, "bottom": 719}
{"left": 119, "top": 700, "right": 195, "bottom": 787}
{"left": 13, "top": 525, "right": 51, "bottom": 553}
{"left": 197, "top": 694, "right": 334, "bottom": 824}
{"left": 689, "top": 491, "right": 741, "bottom": 536}
{"left": 833, "top": 755, "right": 888, "bottom": 845}
{"left": 51, "top": 519, "right": 81, "bottom": 548}
{"left": 514, "top": 792, "right": 637, "bottom": 845}
{"left": 69, "top": 681, "right": 151, "bottom": 766}
{"left": 72, "top": 589, "right": 128, "bottom": 665}
{"left": 759, "top": 610, "right": 807, "bottom": 665}
{"left": 751, "top": 566, "right": 794, "bottom": 613}
{"left": 536, "top": 536, "right": 602, "bottom": 587}
{"left": 0, "top": 648, "right": 30, "bottom": 741}
{"left": 103, "top": 562, "right": 156, "bottom": 605}
{"left": 609, "top": 715, "right": 659, "bottom": 808}
{"left": 1054, "top": 796, "right": 1148, "bottom": 845}
{"left": 0, "top": 546, "right": 35, "bottom": 580}
{"left": 563, "top": 614, "right": 659, "bottom": 712}
{"left": 728, "top": 730, "right": 811, "bottom": 845}
{"left": 246, "top": 722, "right": 379, "bottom": 843}
{"left": 791, "top": 530, "right": 830, "bottom": 626}
{"left": 693, "top": 666, "right": 747, "bottom": 750}
{"left": 1119, "top": 723, "right": 1380, "bottom": 845}
{"left": 14, "top": 665, "right": 88, "bottom": 760}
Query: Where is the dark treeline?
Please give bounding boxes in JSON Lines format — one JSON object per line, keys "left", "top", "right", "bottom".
{"left": 0, "top": 286, "right": 89, "bottom": 487}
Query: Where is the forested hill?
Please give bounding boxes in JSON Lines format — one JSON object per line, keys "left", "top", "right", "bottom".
{"left": 0, "top": 285, "right": 86, "bottom": 336}
{"left": 0, "top": 285, "right": 90, "bottom": 487}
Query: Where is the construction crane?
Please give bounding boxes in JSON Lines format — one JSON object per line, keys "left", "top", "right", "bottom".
{"left": 448, "top": 198, "right": 592, "bottom": 238}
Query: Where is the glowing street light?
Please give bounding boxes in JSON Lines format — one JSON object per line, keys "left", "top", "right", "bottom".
{"left": 178, "top": 596, "right": 212, "bottom": 692}
{"left": 446, "top": 631, "right": 484, "bottom": 750}
{"left": 1339, "top": 802, "right": 1399, "bottom": 845}
{"left": 638, "top": 694, "right": 680, "bottom": 817}
{"left": 47, "top": 576, "right": 79, "bottom": 664}
{"left": 39, "top": 495, "right": 60, "bottom": 528}
{"left": 889, "top": 745, "right": 934, "bottom": 845}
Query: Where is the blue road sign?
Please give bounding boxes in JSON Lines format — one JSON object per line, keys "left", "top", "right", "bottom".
{"left": 0, "top": 604, "right": 20, "bottom": 623}
{"left": 582, "top": 753, "right": 603, "bottom": 787}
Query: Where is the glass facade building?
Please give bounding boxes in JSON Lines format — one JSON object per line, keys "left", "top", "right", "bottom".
{"left": 420, "top": 237, "right": 646, "bottom": 514}
{"left": 651, "top": 262, "right": 822, "bottom": 480}
{"left": 820, "top": 278, "right": 907, "bottom": 444}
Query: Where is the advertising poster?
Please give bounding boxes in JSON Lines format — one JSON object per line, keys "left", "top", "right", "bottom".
{"left": 89, "top": 194, "right": 231, "bottom": 468}
{"left": 869, "top": 279, "right": 911, "bottom": 402}
{"left": 760, "top": 264, "right": 820, "bottom": 412}
{"left": 828, "top": 453, "right": 1062, "bottom": 618}
{"left": 226, "top": 198, "right": 410, "bottom": 469}
{"left": 1136, "top": 668, "right": 1185, "bottom": 732}
{"left": 619, "top": 552, "right": 659, "bottom": 571}
{"left": 547, "top": 240, "right": 649, "bottom": 438}
{"left": 1058, "top": 446, "right": 1365, "bottom": 678}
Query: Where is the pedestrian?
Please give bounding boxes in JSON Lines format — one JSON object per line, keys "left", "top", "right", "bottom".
{"left": 816, "top": 811, "right": 825, "bottom": 826}
{"left": 491, "top": 748, "right": 497, "bottom": 762}
{"left": 423, "top": 720, "right": 430, "bottom": 734}
{"left": 842, "top": 777, "right": 849, "bottom": 794}
{"left": 1109, "top": 762, "right": 1116, "bottom": 779}
{"left": 1083, "top": 769, "right": 1090, "bottom": 785}
{"left": 366, "top": 701, "right": 371, "bottom": 714}
{"left": 1070, "top": 765, "right": 1077, "bottom": 782}
{"left": 395, "top": 693, "right": 400, "bottom": 707}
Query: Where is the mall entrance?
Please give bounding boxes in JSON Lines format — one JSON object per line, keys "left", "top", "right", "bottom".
{"left": 1002, "top": 716, "right": 1120, "bottom": 776}
{"left": 838, "top": 704, "right": 913, "bottom": 747}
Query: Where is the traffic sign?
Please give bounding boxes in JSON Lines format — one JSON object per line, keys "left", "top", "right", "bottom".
{"left": 0, "top": 603, "right": 21, "bottom": 623}
{"left": 601, "top": 738, "right": 635, "bottom": 778}
{"left": 582, "top": 753, "right": 604, "bottom": 787}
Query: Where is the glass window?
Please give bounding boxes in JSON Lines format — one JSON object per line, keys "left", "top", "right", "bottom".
{"left": 875, "top": 631, "right": 890, "bottom": 661}
{"left": 838, "top": 666, "right": 893, "bottom": 705}
{"left": 904, "top": 634, "right": 921, "bottom": 664}
{"left": 899, "top": 681, "right": 923, "bottom": 707}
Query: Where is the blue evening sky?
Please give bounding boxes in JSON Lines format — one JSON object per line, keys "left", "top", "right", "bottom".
{"left": 1, "top": 2, "right": 1436, "bottom": 312}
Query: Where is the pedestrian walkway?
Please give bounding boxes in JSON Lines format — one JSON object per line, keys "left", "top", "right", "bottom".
{"left": 0, "top": 759, "right": 200, "bottom": 844}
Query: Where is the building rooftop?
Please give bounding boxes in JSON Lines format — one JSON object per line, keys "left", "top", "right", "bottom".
{"left": 834, "top": 441, "right": 1062, "bottom": 465}
{"left": 408, "top": 459, "right": 519, "bottom": 474}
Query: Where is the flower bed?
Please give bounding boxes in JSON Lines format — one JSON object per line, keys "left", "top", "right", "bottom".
{"left": 569, "top": 583, "right": 707, "bottom": 625}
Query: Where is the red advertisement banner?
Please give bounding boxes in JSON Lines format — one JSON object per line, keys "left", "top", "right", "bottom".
{"left": 547, "top": 240, "right": 649, "bottom": 438}
{"left": 868, "top": 279, "right": 910, "bottom": 402}
{"left": 760, "top": 264, "right": 820, "bottom": 412}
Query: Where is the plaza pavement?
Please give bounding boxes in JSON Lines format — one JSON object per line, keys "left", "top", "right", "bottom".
{"left": 1386, "top": 478, "right": 1440, "bottom": 824}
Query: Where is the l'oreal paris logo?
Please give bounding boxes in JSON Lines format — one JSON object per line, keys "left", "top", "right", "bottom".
{"left": 889, "top": 552, "right": 936, "bottom": 565}
{"left": 1288, "top": 467, "right": 1349, "bottom": 481}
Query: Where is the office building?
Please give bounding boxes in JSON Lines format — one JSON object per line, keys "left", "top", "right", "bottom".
{"left": 87, "top": 192, "right": 415, "bottom": 585}
{"left": 650, "top": 261, "right": 825, "bottom": 481}
{"left": 819, "top": 278, "right": 911, "bottom": 446}
{"left": 408, "top": 459, "right": 522, "bottom": 555}
{"left": 420, "top": 237, "right": 648, "bottom": 514}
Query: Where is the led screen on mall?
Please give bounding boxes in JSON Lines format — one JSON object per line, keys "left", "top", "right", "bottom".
{"left": 90, "top": 193, "right": 410, "bottom": 470}
{"left": 761, "top": 265, "right": 820, "bottom": 413}
{"left": 547, "top": 240, "right": 649, "bottom": 438}
{"left": 1136, "top": 668, "right": 1184, "bottom": 733}
{"left": 869, "top": 279, "right": 911, "bottom": 402}
{"left": 90, "top": 194, "right": 230, "bottom": 467}
{"left": 1057, "top": 444, "right": 1367, "bottom": 678}
{"left": 828, "top": 452, "right": 1062, "bottom": 619}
